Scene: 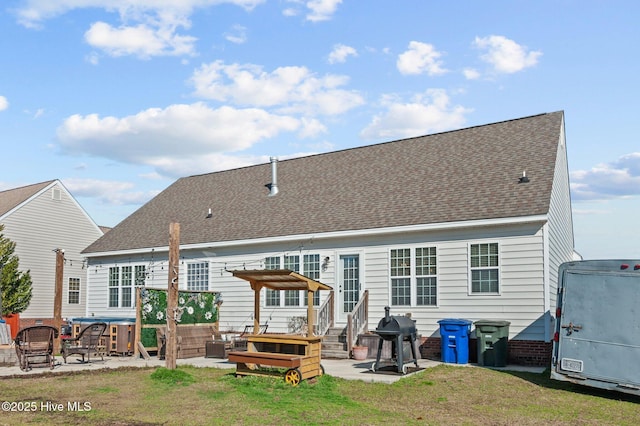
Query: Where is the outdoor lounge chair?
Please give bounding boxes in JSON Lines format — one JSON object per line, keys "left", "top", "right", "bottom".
{"left": 14, "top": 325, "right": 58, "bottom": 371}
{"left": 61, "top": 322, "right": 107, "bottom": 363}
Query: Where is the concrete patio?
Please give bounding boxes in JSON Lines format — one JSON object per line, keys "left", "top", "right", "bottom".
{"left": 0, "top": 344, "right": 545, "bottom": 383}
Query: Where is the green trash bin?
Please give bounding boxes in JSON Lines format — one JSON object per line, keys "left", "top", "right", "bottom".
{"left": 474, "top": 320, "right": 510, "bottom": 367}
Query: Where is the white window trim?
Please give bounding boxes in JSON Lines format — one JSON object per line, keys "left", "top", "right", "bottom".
{"left": 186, "top": 261, "right": 210, "bottom": 292}
{"left": 68, "top": 277, "right": 81, "bottom": 305}
{"left": 467, "top": 241, "right": 501, "bottom": 296}
{"left": 388, "top": 244, "right": 439, "bottom": 308}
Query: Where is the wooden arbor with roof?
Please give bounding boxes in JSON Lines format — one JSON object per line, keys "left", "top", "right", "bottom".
{"left": 227, "top": 269, "right": 333, "bottom": 386}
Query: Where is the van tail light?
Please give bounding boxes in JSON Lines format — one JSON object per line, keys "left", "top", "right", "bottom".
{"left": 554, "top": 332, "right": 559, "bottom": 342}
{"left": 555, "top": 307, "right": 561, "bottom": 318}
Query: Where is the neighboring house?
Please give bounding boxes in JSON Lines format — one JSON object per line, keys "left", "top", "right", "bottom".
{"left": 0, "top": 180, "right": 104, "bottom": 328}
{"left": 82, "top": 111, "right": 576, "bottom": 366}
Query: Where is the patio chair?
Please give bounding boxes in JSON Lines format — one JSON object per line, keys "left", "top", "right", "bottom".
{"left": 61, "top": 322, "right": 107, "bottom": 363}
{"left": 14, "top": 325, "right": 58, "bottom": 371}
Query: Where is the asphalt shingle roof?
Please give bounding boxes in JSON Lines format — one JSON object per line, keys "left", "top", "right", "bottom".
{"left": 0, "top": 180, "right": 55, "bottom": 217}
{"left": 83, "top": 112, "right": 564, "bottom": 254}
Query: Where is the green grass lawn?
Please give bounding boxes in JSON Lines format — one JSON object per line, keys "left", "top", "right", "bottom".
{"left": 0, "top": 364, "right": 638, "bottom": 425}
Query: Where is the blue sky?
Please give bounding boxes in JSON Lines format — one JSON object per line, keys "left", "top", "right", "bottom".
{"left": 1, "top": 1, "right": 639, "bottom": 259}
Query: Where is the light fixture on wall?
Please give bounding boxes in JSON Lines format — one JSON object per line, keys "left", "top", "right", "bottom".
{"left": 322, "top": 256, "right": 330, "bottom": 272}
{"left": 518, "top": 171, "right": 530, "bottom": 183}
{"left": 206, "top": 208, "right": 212, "bottom": 218}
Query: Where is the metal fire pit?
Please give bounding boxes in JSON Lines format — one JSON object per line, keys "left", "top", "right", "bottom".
{"left": 371, "top": 306, "right": 419, "bottom": 374}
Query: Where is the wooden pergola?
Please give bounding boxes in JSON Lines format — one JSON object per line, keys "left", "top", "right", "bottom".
{"left": 232, "top": 269, "right": 332, "bottom": 335}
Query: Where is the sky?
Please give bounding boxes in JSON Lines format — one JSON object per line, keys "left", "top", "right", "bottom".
{"left": 1, "top": 0, "right": 639, "bottom": 260}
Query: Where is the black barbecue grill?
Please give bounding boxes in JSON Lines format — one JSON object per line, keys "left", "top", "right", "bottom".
{"left": 371, "top": 306, "right": 419, "bottom": 374}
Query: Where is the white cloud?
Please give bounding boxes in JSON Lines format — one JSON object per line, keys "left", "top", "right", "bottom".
{"left": 15, "top": 0, "right": 264, "bottom": 57}
{"left": 360, "top": 89, "right": 471, "bottom": 140}
{"left": 297, "top": 117, "right": 327, "bottom": 138}
{"left": 397, "top": 41, "right": 447, "bottom": 76}
{"left": 190, "top": 61, "right": 364, "bottom": 115}
{"left": 63, "top": 177, "right": 159, "bottom": 206}
{"left": 224, "top": 25, "right": 248, "bottom": 44}
{"left": 473, "top": 35, "right": 542, "bottom": 74}
{"left": 571, "top": 152, "right": 640, "bottom": 200}
{"left": 306, "top": 0, "right": 342, "bottom": 22}
{"left": 16, "top": 0, "right": 265, "bottom": 27}
{"left": 463, "top": 68, "right": 480, "bottom": 80}
{"left": 0, "top": 96, "right": 8, "bottom": 111}
{"left": 328, "top": 44, "right": 357, "bottom": 64}
{"left": 56, "top": 102, "right": 301, "bottom": 171}
{"left": 85, "top": 21, "right": 196, "bottom": 58}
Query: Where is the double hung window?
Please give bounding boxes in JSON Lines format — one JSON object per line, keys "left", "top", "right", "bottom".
{"left": 390, "top": 247, "right": 437, "bottom": 306}
{"left": 470, "top": 243, "right": 499, "bottom": 294}
{"left": 264, "top": 254, "right": 322, "bottom": 307}
{"left": 108, "top": 265, "right": 146, "bottom": 308}
{"left": 68, "top": 277, "right": 80, "bottom": 304}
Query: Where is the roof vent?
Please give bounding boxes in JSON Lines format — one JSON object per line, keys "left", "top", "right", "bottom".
{"left": 268, "top": 157, "right": 279, "bottom": 197}
{"left": 518, "top": 171, "right": 530, "bottom": 184}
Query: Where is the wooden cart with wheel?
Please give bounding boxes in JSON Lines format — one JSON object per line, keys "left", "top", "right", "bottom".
{"left": 227, "top": 269, "right": 332, "bottom": 386}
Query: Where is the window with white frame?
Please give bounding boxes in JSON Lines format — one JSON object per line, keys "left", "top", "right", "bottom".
{"left": 416, "top": 247, "right": 437, "bottom": 305}
{"left": 303, "top": 254, "right": 321, "bottom": 306}
{"left": 390, "top": 247, "right": 437, "bottom": 306}
{"left": 122, "top": 266, "right": 133, "bottom": 307}
{"left": 187, "top": 262, "right": 209, "bottom": 291}
{"left": 108, "top": 267, "right": 119, "bottom": 308}
{"left": 135, "top": 265, "right": 146, "bottom": 287}
{"left": 284, "top": 255, "right": 300, "bottom": 306}
{"left": 68, "top": 277, "right": 80, "bottom": 304}
{"left": 264, "top": 256, "right": 280, "bottom": 307}
{"left": 264, "top": 254, "right": 323, "bottom": 307}
{"left": 108, "top": 266, "right": 135, "bottom": 308}
{"left": 470, "top": 243, "right": 499, "bottom": 294}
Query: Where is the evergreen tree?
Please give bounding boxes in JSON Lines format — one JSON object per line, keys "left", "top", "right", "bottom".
{"left": 0, "top": 224, "right": 33, "bottom": 316}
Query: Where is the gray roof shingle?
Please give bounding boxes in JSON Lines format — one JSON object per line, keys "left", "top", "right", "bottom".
{"left": 83, "top": 112, "right": 564, "bottom": 254}
{"left": 0, "top": 180, "right": 55, "bottom": 217}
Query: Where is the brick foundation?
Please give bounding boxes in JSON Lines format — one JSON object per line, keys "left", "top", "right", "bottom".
{"left": 418, "top": 336, "right": 552, "bottom": 367}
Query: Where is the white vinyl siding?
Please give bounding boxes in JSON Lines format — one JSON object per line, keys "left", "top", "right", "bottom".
{"left": 1, "top": 181, "right": 103, "bottom": 319}
{"left": 86, "top": 221, "right": 551, "bottom": 341}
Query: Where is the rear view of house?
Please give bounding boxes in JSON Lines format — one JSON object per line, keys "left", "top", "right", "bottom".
{"left": 82, "top": 111, "right": 575, "bottom": 366}
{"left": 0, "top": 180, "right": 104, "bottom": 329}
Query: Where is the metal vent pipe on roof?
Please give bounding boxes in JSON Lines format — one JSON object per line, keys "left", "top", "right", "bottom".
{"left": 268, "top": 156, "right": 279, "bottom": 196}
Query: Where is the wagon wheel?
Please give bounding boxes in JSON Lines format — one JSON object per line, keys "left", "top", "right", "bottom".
{"left": 320, "top": 364, "right": 325, "bottom": 376}
{"left": 49, "top": 355, "right": 55, "bottom": 370}
{"left": 402, "top": 364, "right": 408, "bottom": 375}
{"left": 284, "top": 368, "right": 302, "bottom": 386}
{"left": 370, "top": 362, "right": 376, "bottom": 373}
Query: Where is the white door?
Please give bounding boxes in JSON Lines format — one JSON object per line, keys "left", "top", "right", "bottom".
{"left": 338, "top": 254, "right": 360, "bottom": 322}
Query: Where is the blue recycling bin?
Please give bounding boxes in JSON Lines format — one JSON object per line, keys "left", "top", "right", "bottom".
{"left": 437, "top": 318, "right": 472, "bottom": 364}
